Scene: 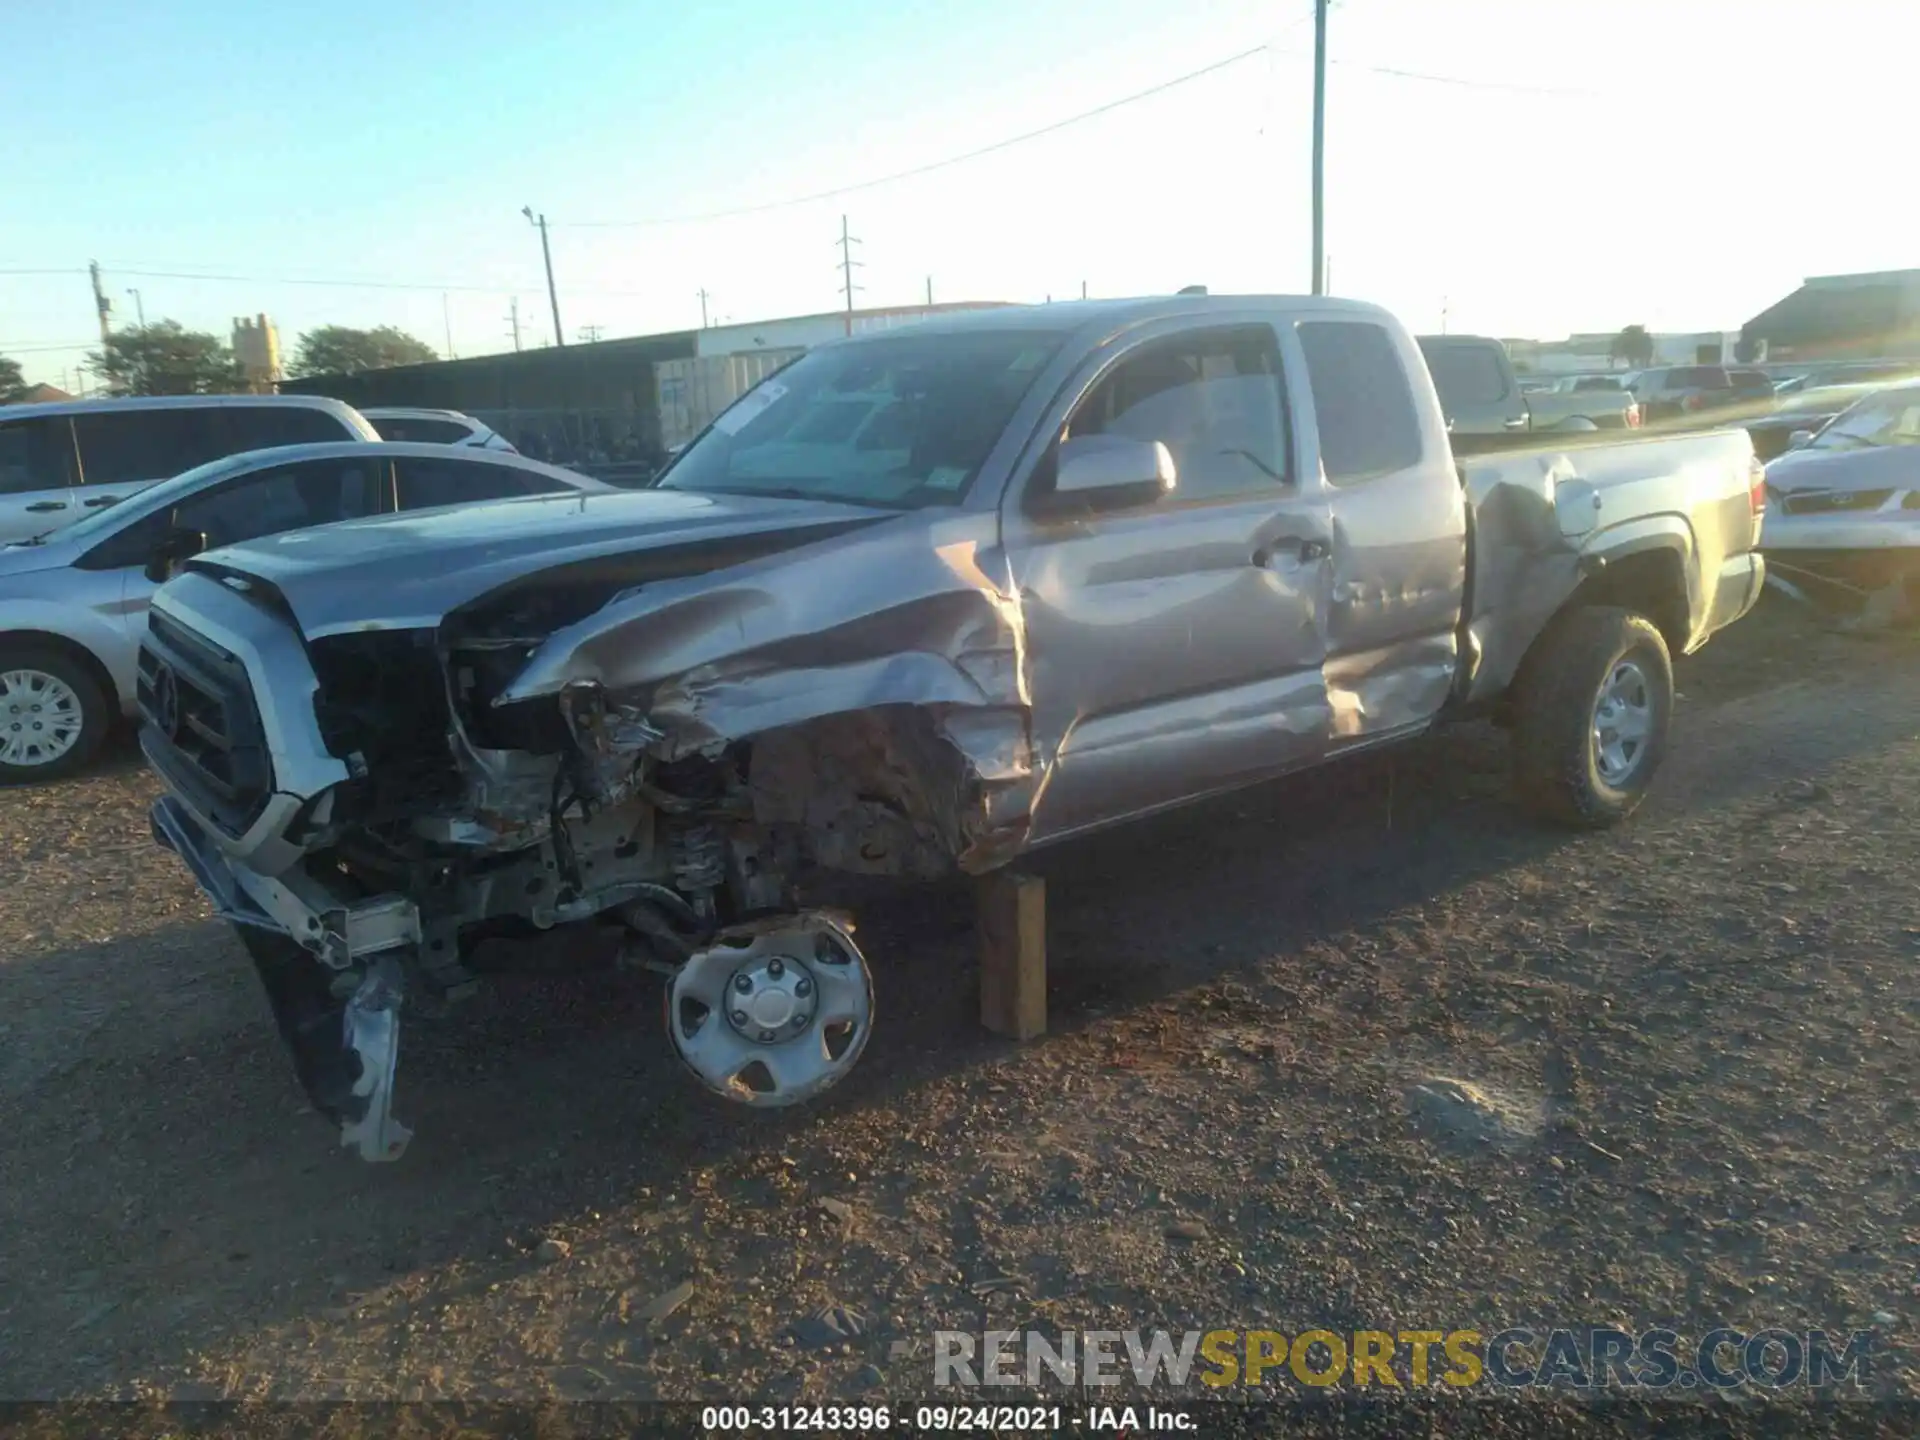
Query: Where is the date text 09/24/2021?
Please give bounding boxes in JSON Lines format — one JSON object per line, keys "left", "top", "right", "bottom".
{"left": 702, "top": 1407, "right": 1190, "bottom": 1432}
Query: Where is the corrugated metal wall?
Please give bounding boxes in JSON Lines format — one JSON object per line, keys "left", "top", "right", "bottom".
{"left": 655, "top": 350, "right": 804, "bottom": 450}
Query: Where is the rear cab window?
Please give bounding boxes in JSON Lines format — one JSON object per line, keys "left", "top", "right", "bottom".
{"left": 1667, "top": 366, "right": 1731, "bottom": 390}
{"left": 1298, "top": 321, "right": 1424, "bottom": 483}
{"left": 1417, "top": 341, "right": 1511, "bottom": 407}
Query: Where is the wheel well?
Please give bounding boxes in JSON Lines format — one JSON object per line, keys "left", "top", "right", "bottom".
{"left": 1565, "top": 549, "right": 1689, "bottom": 652}
{"left": 0, "top": 630, "right": 119, "bottom": 708}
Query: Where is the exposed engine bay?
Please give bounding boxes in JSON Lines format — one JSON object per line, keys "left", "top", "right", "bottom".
{"left": 142, "top": 505, "right": 1036, "bottom": 1162}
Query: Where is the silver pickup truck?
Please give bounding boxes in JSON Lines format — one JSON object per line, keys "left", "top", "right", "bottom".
{"left": 136, "top": 295, "right": 1766, "bottom": 1160}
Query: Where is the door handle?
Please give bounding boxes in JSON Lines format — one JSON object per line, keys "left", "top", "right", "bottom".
{"left": 82, "top": 496, "right": 121, "bottom": 508}
{"left": 25, "top": 501, "right": 68, "bottom": 512}
{"left": 1252, "top": 537, "right": 1330, "bottom": 566}
{"left": 1503, "top": 416, "right": 1529, "bottom": 430}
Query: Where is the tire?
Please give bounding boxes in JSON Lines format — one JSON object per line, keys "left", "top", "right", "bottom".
{"left": 1511, "top": 606, "right": 1673, "bottom": 829}
{"left": 235, "top": 926, "right": 370, "bottom": 1128}
{"left": 0, "top": 644, "right": 112, "bottom": 785}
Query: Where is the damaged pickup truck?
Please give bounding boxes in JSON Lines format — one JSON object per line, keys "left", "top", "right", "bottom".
{"left": 137, "top": 295, "right": 1767, "bottom": 1160}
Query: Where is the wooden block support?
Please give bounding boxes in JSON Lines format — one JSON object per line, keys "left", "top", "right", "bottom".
{"left": 977, "top": 870, "right": 1047, "bottom": 1040}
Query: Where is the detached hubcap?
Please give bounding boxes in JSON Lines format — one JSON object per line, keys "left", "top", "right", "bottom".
{"left": 669, "top": 915, "right": 873, "bottom": 1107}
{"left": 0, "top": 669, "right": 83, "bottom": 768}
{"left": 1591, "top": 659, "right": 1653, "bottom": 785}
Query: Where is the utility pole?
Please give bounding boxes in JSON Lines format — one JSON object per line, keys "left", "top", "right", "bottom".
{"left": 442, "top": 293, "right": 457, "bottom": 359}
{"left": 522, "top": 206, "right": 564, "bottom": 347}
{"left": 126, "top": 288, "right": 146, "bottom": 327}
{"left": 507, "top": 296, "right": 522, "bottom": 352}
{"left": 925, "top": 276, "right": 933, "bottom": 306}
{"left": 88, "top": 261, "right": 112, "bottom": 344}
{"left": 837, "top": 214, "right": 863, "bottom": 336}
{"left": 698, "top": 288, "right": 711, "bottom": 328}
{"left": 1081, "top": 280, "right": 1088, "bottom": 300}
{"left": 1440, "top": 296, "right": 1449, "bottom": 335}
{"left": 1311, "top": 0, "right": 1328, "bottom": 295}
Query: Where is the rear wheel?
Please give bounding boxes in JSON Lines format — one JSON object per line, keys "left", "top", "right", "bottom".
{"left": 1512, "top": 606, "right": 1673, "bottom": 828}
{"left": 0, "top": 645, "right": 111, "bottom": 784}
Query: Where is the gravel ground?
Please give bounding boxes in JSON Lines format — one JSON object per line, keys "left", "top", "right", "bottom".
{"left": 4, "top": 594, "right": 1920, "bottom": 1431}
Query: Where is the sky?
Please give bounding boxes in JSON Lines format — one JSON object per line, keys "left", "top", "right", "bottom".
{"left": 3, "top": 0, "right": 1915, "bottom": 387}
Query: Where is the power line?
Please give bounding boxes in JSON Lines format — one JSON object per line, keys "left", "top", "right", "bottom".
{"left": 559, "top": 43, "right": 1275, "bottom": 229}
{"left": 558, "top": 30, "right": 1593, "bottom": 230}
{"left": 1327, "top": 57, "right": 1600, "bottom": 96}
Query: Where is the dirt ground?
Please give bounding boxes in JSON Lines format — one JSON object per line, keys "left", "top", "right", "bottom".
{"left": 4, "top": 594, "right": 1920, "bottom": 1425}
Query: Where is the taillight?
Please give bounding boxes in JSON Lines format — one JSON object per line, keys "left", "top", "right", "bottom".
{"left": 1749, "top": 457, "right": 1767, "bottom": 534}
{"left": 1626, "top": 402, "right": 1642, "bottom": 429}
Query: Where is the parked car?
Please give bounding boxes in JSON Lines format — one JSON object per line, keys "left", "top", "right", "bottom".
{"left": 134, "top": 294, "right": 1765, "bottom": 1161}
{"left": 1727, "top": 368, "right": 1777, "bottom": 409}
{"left": 0, "top": 443, "right": 612, "bottom": 782}
{"left": 360, "top": 407, "right": 517, "bottom": 452}
{"left": 1631, "top": 365, "right": 1739, "bottom": 425}
{"left": 1758, "top": 383, "right": 1920, "bottom": 612}
{"left": 1417, "top": 336, "right": 1640, "bottom": 448}
{"left": 1737, "top": 380, "right": 1892, "bottom": 462}
{"left": 0, "top": 395, "right": 377, "bottom": 546}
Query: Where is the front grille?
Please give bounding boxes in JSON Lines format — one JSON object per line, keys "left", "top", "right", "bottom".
{"left": 138, "top": 610, "right": 273, "bottom": 835}
{"left": 1782, "top": 488, "right": 1893, "bottom": 515}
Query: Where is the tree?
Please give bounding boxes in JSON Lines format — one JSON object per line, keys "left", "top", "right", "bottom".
{"left": 289, "top": 325, "right": 438, "bottom": 378}
{"left": 1609, "top": 324, "right": 1655, "bottom": 369}
{"left": 89, "top": 322, "right": 246, "bottom": 396}
{"left": 0, "top": 355, "right": 26, "bottom": 403}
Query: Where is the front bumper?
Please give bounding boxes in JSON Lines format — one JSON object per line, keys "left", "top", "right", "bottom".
{"left": 153, "top": 794, "right": 413, "bottom": 1162}
{"left": 151, "top": 794, "right": 422, "bottom": 967}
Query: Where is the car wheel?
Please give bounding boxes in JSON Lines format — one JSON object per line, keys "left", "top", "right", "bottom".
{"left": 1511, "top": 606, "right": 1673, "bottom": 828}
{"left": 0, "top": 645, "right": 112, "bottom": 784}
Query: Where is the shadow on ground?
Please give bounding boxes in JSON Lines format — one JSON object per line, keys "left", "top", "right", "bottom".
{"left": 0, "top": 598, "right": 1911, "bottom": 1396}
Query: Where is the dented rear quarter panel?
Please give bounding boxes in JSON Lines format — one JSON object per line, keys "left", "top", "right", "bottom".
{"left": 1460, "top": 428, "right": 1760, "bottom": 706}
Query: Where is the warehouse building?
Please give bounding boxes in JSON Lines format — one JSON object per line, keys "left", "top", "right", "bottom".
{"left": 1741, "top": 269, "right": 1920, "bottom": 363}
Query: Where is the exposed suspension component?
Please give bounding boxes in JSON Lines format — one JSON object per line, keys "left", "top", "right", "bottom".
{"left": 670, "top": 821, "right": 726, "bottom": 925}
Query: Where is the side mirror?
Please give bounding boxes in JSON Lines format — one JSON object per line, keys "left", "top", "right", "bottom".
{"left": 144, "top": 528, "right": 207, "bottom": 584}
{"left": 1039, "top": 435, "right": 1177, "bottom": 515}
{"left": 1788, "top": 429, "right": 1815, "bottom": 451}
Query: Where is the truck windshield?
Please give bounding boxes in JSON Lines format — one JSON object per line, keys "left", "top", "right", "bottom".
{"left": 1417, "top": 343, "right": 1509, "bottom": 404}
{"left": 655, "top": 331, "right": 1065, "bottom": 508}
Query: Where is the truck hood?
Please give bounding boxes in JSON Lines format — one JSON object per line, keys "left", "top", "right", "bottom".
{"left": 1765, "top": 444, "right": 1920, "bottom": 496}
{"left": 188, "top": 487, "right": 895, "bottom": 638}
